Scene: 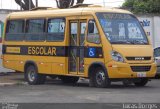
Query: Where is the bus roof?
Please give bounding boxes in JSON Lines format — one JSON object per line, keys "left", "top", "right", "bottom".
{"left": 7, "top": 5, "right": 132, "bottom": 19}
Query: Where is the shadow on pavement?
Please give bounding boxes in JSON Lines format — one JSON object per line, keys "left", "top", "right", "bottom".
{"left": 0, "top": 72, "right": 158, "bottom": 89}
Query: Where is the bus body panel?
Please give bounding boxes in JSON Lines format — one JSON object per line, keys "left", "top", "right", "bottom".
{"left": 2, "top": 6, "right": 156, "bottom": 80}
{"left": 106, "top": 61, "right": 156, "bottom": 79}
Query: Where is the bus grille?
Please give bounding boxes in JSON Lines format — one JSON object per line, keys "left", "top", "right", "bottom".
{"left": 126, "top": 57, "right": 151, "bottom": 61}
{"left": 131, "top": 66, "right": 151, "bottom": 72}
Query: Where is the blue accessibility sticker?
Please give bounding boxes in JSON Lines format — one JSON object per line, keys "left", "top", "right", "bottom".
{"left": 88, "top": 48, "right": 96, "bottom": 57}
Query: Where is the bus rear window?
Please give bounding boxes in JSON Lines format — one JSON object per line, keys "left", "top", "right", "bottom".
{"left": 6, "top": 20, "right": 24, "bottom": 41}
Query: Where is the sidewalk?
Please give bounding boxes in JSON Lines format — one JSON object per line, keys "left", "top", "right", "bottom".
{"left": 0, "top": 59, "right": 15, "bottom": 74}
{"left": 0, "top": 72, "right": 25, "bottom": 86}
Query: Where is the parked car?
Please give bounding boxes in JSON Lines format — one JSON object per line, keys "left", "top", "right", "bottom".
{"left": 154, "top": 47, "right": 160, "bottom": 78}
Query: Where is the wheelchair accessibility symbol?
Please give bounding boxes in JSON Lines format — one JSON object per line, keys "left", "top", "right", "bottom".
{"left": 88, "top": 48, "right": 96, "bottom": 57}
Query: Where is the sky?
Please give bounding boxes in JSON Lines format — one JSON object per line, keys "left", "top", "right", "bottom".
{"left": 0, "top": 0, "right": 125, "bottom": 10}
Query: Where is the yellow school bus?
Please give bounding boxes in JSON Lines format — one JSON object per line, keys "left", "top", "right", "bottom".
{"left": 2, "top": 4, "right": 157, "bottom": 87}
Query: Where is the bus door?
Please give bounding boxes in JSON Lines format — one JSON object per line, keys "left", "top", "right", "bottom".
{"left": 69, "top": 20, "right": 87, "bottom": 75}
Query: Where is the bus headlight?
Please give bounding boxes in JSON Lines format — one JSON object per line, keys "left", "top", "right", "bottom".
{"left": 111, "top": 51, "right": 124, "bottom": 62}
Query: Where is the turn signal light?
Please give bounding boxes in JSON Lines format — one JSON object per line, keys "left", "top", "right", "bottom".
{"left": 108, "top": 64, "right": 112, "bottom": 67}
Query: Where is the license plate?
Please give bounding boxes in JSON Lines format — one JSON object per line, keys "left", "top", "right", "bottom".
{"left": 137, "top": 72, "right": 146, "bottom": 77}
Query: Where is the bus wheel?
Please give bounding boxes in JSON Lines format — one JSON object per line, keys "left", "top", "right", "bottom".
{"left": 134, "top": 78, "right": 148, "bottom": 87}
{"left": 60, "top": 76, "right": 79, "bottom": 84}
{"left": 25, "top": 65, "right": 46, "bottom": 85}
{"left": 93, "top": 67, "right": 111, "bottom": 88}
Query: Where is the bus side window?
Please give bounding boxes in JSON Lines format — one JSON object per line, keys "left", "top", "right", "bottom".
{"left": 6, "top": 20, "right": 24, "bottom": 41}
{"left": 47, "top": 18, "right": 65, "bottom": 41}
{"left": 26, "top": 19, "right": 45, "bottom": 41}
{"left": 0, "top": 22, "right": 3, "bottom": 43}
{"left": 87, "top": 20, "right": 100, "bottom": 44}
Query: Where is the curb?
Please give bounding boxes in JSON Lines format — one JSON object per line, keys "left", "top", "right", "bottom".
{"left": 0, "top": 72, "right": 9, "bottom": 76}
{"left": 0, "top": 72, "right": 18, "bottom": 76}
{"left": 0, "top": 82, "right": 28, "bottom": 86}
{"left": 0, "top": 83, "right": 16, "bottom": 86}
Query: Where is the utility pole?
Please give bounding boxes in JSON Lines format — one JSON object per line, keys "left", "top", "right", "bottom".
{"left": 36, "top": 0, "right": 38, "bottom": 7}
{"left": 103, "top": 0, "right": 105, "bottom": 7}
{"left": 1, "top": 0, "right": 2, "bottom": 9}
{"left": 29, "top": 0, "right": 31, "bottom": 10}
{"left": 20, "top": 0, "right": 22, "bottom": 10}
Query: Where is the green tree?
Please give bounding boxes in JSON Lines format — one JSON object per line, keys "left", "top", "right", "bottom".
{"left": 122, "top": 0, "right": 160, "bottom": 14}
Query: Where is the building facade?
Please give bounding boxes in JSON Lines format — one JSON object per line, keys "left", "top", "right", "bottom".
{"left": 0, "top": 9, "right": 18, "bottom": 42}
{"left": 137, "top": 14, "right": 160, "bottom": 49}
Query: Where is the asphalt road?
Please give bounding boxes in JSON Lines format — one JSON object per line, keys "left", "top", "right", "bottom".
{"left": 0, "top": 77, "right": 160, "bottom": 103}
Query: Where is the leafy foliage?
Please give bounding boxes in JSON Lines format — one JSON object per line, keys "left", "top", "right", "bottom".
{"left": 122, "top": 0, "right": 160, "bottom": 14}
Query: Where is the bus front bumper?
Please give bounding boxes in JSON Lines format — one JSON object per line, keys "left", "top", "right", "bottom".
{"left": 106, "top": 61, "right": 157, "bottom": 79}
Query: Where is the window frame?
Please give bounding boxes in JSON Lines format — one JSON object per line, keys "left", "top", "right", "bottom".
{"left": 25, "top": 18, "right": 46, "bottom": 42}
{"left": 5, "top": 19, "right": 25, "bottom": 41}
{"left": 79, "top": 21, "right": 87, "bottom": 46}
{"left": 5, "top": 17, "right": 66, "bottom": 42}
{"left": 46, "top": 17, "right": 66, "bottom": 42}
{"left": 96, "top": 12, "right": 149, "bottom": 45}
{"left": 86, "top": 19, "right": 101, "bottom": 44}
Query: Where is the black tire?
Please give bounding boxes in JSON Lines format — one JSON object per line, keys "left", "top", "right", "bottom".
{"left": 60, "top": 76, "right": 79, "bottom": 84}
{"left": 91, "top": 67, "right": 111, "bottom": 88}
{"left": 134, "top": 78, "right": 148, "bottom": 87}
{"left": 25, "top": 65, "right": 46, "bottom": 85}
{"left": 155, "top": 74, "right": 160, "bottom": 79}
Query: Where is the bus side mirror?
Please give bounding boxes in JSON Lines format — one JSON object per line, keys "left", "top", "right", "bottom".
{"left": 88, "top": 22, "right": 94, "bottom": 33}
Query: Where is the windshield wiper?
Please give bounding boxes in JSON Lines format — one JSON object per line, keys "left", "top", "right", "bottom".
{"left": 130, "top": 40, "right": 147, "bottom": 44}
{"left": 111, "top": 40, "right": 131, "bottom": 44}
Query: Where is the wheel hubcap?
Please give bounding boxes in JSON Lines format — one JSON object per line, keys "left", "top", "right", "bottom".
{"left": 28, "top": 70, "right": 35, "bottom": 82}
{"left": 96, "top": 71, "right": 105, "bottom": 85}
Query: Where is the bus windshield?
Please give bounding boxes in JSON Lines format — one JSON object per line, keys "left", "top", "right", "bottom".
{"left": 96, "top": 13, "right": 148, "bottom": 44}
